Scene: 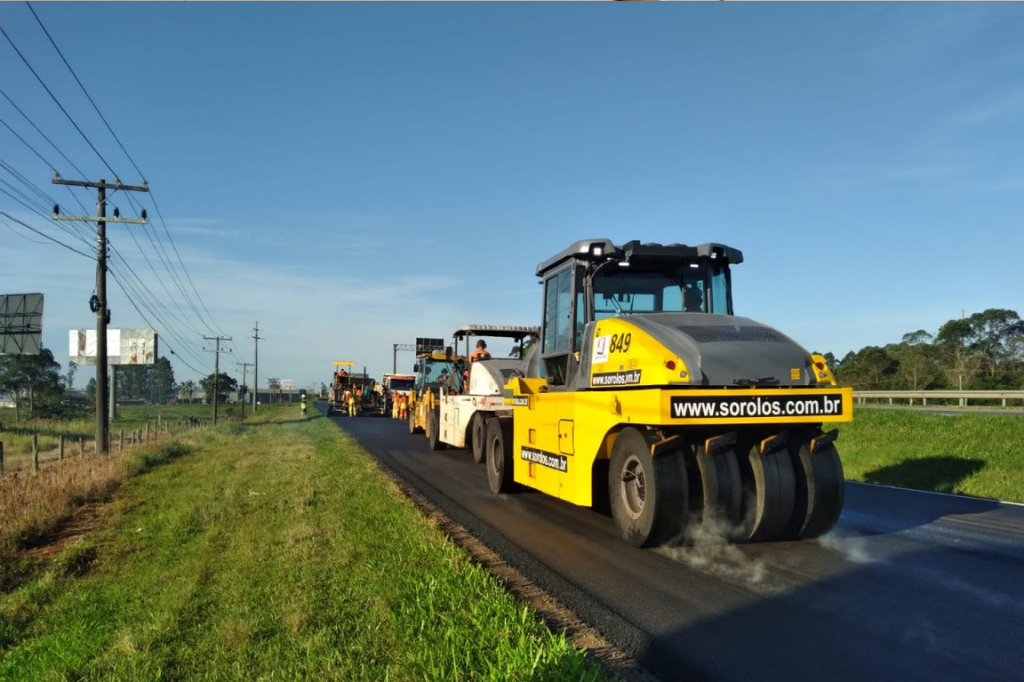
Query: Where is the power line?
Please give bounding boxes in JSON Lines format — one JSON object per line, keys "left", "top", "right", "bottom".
{"left": 0, "top": 209, "right": 91, "bottom": 257}
{"left": 0, "top": 214, "right": 49, "bottom": 244}
{"left": 25, "top": 2, "right": 145, "bottom": 179}
{"left": 13, "top": 9, "right": 227, "bottom": 338}
{"left": 0, "top": 183, "right": 92, "bottom": 248}
{"left": 0, "top": 24, "right": 117, "bottom": 177}
{"left": 108, "top": 268, "right": 206, "bottom": 376}
{"left": 0, "top": 86, "right": 90, "bottom": 178}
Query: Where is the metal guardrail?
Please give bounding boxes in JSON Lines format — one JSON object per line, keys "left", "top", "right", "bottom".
{"left": 854, "top": 390, "right": 1024, "bottom": 408}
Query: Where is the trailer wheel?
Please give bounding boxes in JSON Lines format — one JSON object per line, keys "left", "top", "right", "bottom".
{"left": 784, "top": 429, "right": 845, "bottom": 539}
{"left": 470, "top": 413, "right": 487, "bottom": 464}
{"left": 427, "top": 408, "right": 447, "bottom": 451}
{"left": 609, "top": 427, "right": 688, "bottom": 548}
{"left": 486, "top": 418, "right": 516, "bottom": 494}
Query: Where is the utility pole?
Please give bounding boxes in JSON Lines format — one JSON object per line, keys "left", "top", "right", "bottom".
{"left": 252, "top": 322, "right": 262, "bottom": 412}
{"left": 53, "top": 174, "right": 148, "bottom": 454}
{"left": 237, "top": 362, "right": 253, "bottom": 415}
{"left": 204, "top": 335, "right": 232, "bottom": 425}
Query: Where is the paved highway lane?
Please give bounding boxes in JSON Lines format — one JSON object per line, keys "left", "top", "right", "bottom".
{"left": 324, "top": 409, "right": 1024, "bottom": 682}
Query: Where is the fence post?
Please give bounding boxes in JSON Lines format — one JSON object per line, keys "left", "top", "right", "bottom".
{"left": 0, "top": 442, "right": 4, "bottom": 475}
{"left": 60, "top": 434, "right": 65, "bottom": 461}
{"left": 79, "top": 437, "right": 85, "bottom": 457}
{"left": 33, "top": 434, "right": 39, "bottom": 473}
{"left": 119, "top": 430, "right": 124, "bottom": 452}
{"left": 146, "top": 423, "right": 150, "bottom": 441}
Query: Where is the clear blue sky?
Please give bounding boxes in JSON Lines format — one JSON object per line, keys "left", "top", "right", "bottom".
{"left": 2, "top": 3, "right": 1023, "bottom": 389}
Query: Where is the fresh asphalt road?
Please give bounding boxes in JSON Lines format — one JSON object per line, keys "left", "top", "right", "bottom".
{"left": 324, "top": 408, "right": 1024, "bottom": 682}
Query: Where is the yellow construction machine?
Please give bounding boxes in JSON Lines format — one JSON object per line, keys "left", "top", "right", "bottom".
{"left": 407, "top": 347, "right": 465, "bottom": 436}
{"left": 327, "top": 361, "right": 376, "bottom": 416}
{"left": 486, "top": 239, "right": 853, "bottom": 546}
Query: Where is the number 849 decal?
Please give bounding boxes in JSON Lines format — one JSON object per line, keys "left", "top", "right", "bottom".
{"left": 592, "top": 332, "right": 632, "bottom": 363}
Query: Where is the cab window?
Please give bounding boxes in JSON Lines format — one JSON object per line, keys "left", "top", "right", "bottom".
{"left": 543, "top": 268, "right": 572, "bottom": 354}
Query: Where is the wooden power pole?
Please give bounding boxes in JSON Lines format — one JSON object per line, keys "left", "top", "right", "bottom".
{"left": 252, "top": 322, "right": 262, "bottom": 412}
{"left": 53, "top": 174, "right": 149, "bottom": 453}
{"left": 204, "top": 335, "right": 232, "bottom": 425}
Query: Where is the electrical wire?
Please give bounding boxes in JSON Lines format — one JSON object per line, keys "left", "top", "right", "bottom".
{"left": 0, "top": 209, "right": 91, "bottom": 257}
{"left": 15, "top": 7, "right": 228, "bottom": 338}
{"left": 26, "top": 2, "right": 147, "bottom": 179}
{"left": 0, "top": 24, "right": 117, "bottom": 177}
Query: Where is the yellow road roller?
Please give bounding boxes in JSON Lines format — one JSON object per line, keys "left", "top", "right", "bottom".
{"left": 486, "top": 239, "right": 853, "bottom": 546}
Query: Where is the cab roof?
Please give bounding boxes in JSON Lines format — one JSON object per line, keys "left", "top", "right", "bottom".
{"left": 536, "top": 238, "right": 743, "bottom": 276}
{"left": 452, "top": 324, "right": 539, "bottom": 340}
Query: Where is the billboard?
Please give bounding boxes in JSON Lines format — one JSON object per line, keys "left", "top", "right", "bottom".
{"left": 69, "top": 328, "right": 158, "bottom": 366}
{"left": 0, "top": 293, "right": 44, "bottom": 355}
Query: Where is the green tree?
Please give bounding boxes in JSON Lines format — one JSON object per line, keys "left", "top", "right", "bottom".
{"left": 149, "top": 357, "right": 175, "bottom": 404}
{"left": 891, "top": 342, "right": 941, "bottom": 390}
{"left": 177, "top": 380, "right": 196, "bottom": 403}
{"left": 85, "top": 377, "right": 97, "bottom": 404}
{"left": 200, "top": 372, "right": 237, "bottom": 404}
{"left": 0, "top": 348, "right": 66, "bottom": 419}
{"left": 835, "top": 346, "right": 897, "bottom": 390}
{"left": 967, "top": 309, "right": 1024, "bottom": 383}
{"left": 937, "top": 319, "right": 983, "bottom": 390}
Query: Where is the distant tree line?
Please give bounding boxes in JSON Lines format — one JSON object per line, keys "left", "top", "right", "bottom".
{"left": 825, "top": 309, "right": 1024, "bottom": 391}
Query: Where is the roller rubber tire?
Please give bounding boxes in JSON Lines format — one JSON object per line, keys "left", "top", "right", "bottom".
{"left": 695, "top": 445, "right": 742, "bottom": 532}
{"left": 470, "top": 413, "right": 487, "bottom": 464}
{"left": 408, "top": 407, "right": 420, "bottom": 435}
{"left": 486, "top": 418, "right": 516, "bottom": 494}
{"left": 609, "top": 428, "right": 689, "bottom": 548}
{"left": 427, "top": 408, "right": 447, "bottom": 451}
{"left": 784, "top": 429, "right": 845, "bottom": 539}
{"left": 741, "top": 442, "right": 796, "bottom": 543}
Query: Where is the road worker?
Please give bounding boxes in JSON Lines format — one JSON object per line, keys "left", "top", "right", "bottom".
{"left": 392, "top": 393, "right": 400, "bottom": 419}
{"left": 348, "top": 392, "right": 358, "bottom": 417}
{"left": 399, "top": 394, "right": 408, "bottom": 421}
{"left": 469, "top": 339, "right": 491, "bottom": 363}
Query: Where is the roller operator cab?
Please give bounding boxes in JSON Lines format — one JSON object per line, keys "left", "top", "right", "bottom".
{"left": 488, "top": 239, "right": 853, "bottom": 547}
{"left": 425, "top": 325, "right": 540, "bottom": 460}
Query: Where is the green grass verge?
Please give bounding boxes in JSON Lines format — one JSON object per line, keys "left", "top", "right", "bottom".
{"left": 828, "top": 409, "right": 1024, "bottom": 502}
{"left": 0, "top": 407, "right": 610, "bottom": 682}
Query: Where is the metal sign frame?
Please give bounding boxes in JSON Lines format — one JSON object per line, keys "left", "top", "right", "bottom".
{"left": 0, "top": 293, "right": 44, "bottom": 355}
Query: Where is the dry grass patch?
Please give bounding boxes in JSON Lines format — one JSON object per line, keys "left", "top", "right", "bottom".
{"left": 0, "top": 430, "right": 196, "bottom": 586}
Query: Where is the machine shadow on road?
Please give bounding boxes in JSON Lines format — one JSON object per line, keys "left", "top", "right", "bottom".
{"left": 634, "top": 544, "right": 1024, "bottom": 682}
{"left": 862, "top": 455, "right": 986, "bottom": 496}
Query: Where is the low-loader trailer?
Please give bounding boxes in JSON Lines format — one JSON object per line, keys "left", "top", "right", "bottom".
{"left": 486, "top": 239, "right": 853, "bottom": 546}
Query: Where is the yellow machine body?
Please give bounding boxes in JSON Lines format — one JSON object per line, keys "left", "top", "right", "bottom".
{"left": 505, "top": 316, "right": 852, "bottom": 507}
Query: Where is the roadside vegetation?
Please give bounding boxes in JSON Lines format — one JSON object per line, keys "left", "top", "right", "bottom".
{"left": 0, "top": 406, "right": 609, "bottom": 682}
{"left": 829, "top": 409, "right": 1024, "bottom": 502}
{"left": 828, "top": 308, "right": 1024, "bottom": 393}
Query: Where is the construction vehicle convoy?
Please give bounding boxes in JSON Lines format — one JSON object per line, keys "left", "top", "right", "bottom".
{"left": 482, "top": 239, "right": 852, "bottom": 547}
{"left": 417, "top": 325, "right": 539, "bottom": 460}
